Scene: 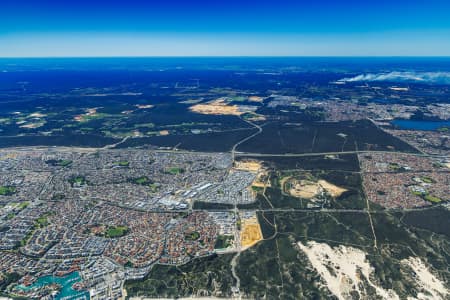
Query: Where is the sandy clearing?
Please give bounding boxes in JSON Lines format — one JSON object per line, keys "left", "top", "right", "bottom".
{"left": 390, "top": 87, "right": 410, "bottom": 91}
{"left": 318, "top": 180, "right": 348, "bottom": 197}
{"left": 289, "top": 180, "right": 321, "bottom": 198}
{"left": 248, "top": 96, "right": 265, "bottom": 102}
{"left": 135, "top": 104, "right": 154, "bottom": 109}
{"left": 402, "top": 257, "right": 448, "bottom": 300}
{"left": 0, "top": 153, "right": 18, "bottom": 160}
{"left": 190, "top": 103, "right": 241, "bottom": 116}
{"left": 240, "top": 215, "right": 263, "bottom": 249}
{"left": 286, "top": 178, "right": 347, "bottom": 199}
{"left": 74, "top": 108, "right": 99, "bottom": 122}
{"left": 298, "top": 241, "right": 399, "bottom": 300}
{"left": 190, "top": 99, "right": 242, "bottom": 116}
{"left": 19, "top": 122, "right": 45, "bottom": 129}
{"left": 251, "top": 172, "right": 270, "bottom": 188}
{"left": 29, "top": 112, "right": 46, "bottom": 118}
{"left": 234, "top": 160, "right": 261, "bottom": 172}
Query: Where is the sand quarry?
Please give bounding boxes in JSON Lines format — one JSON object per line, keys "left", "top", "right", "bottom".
{"left": 298, "top": 241, "right": 449, "bottom": 300}
{"left": 285, "top": 178, "right": 348, "bottom": 199}
{"left": 190, "top": 99, "right": 242, "bottom": 116}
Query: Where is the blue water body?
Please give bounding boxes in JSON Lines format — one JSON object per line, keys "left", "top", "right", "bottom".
{"left": 391, "top": 119, "right": 450, "bottom": 131}
{"left": 16, "top": 272, "right": 89, "bottom": 300}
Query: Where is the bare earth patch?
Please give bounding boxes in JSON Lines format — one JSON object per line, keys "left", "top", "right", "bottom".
{"left": 240, "top": 215, "right": 263, "bottom": 249}
{"left": 251, "top": 172, "right": 270, "bottom": 188}
{"left": 29, "top": 112, "right": 46, "bottom": 118}
{"left": 317, "top": 180, "right": 348, "bottom": 197}
{"left": 402, "top": 257, "right": 449, "bottom": 300}
{"left": 19, "top": 122, "right": 45, "bottom": 129}
{"left": 234, "top": 160, "right": 262, "bottom": 172}
{"left": 248, "top": 96, "right": 265, "bottom": 102}
{"left": 190, "top": 99, "right": 242, "bottom": 116}
{"left": 298, "top": 241, "right": 399, "bottom": 300}
{"left": 287, "top": 179, "right": 347, "bottom": 199}
{"left": 135, "top": 104, "right": 154, "bottom": 109}
{"left": 289, "top": 180, "right": 321, "bottom": 199}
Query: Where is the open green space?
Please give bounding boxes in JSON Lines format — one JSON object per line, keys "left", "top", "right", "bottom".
{"left": 52, "top": 193, "right": 66, "bottom": 200}
{"left": 68, "top": 176, "right": 87, "bottom": 187}
{"left": 35, "top": 216, "right": 49, "bottom": 228}
{"left": 397, "top": 207, "right": 450, "bottom": 238}
{"left": 113, "top": 161, "right": 130, "bottom": 167}
{"left": 18, "top": 202, "right": 29, "bottom": 209}
{"left": 131, "top": 176, "right": 152, "bottom": 185}
{"left": 45, "top": 159, "right": 72, "bottom": 167}
{"left": 165, "top": 167, "right": 185, "bottom": 175}
{"left": 247, "top": 170, "right": 365, "bottom": 210}
{"left": 0, "top": 186, "right": 16, "bottom": 196}
{"left": 20, "top": 230, "right": 35, "bottom": 247}
{"left": 76, "top": 113, "right": 112, "bottom": 123}
{"left": 237, "top": 120, "right": 418, "bottom": 154}
{"left": 424, "top": 194, "right": 442, "bottom": 203}
{"left": 237, "top": 153, "right": 360, "bottom": 172}
{"left": 105, "top": 225, "right": 129, "bottom": 238}
{"left": 125, "top": 254, "right": 235, "bottom": 298}
{"left": 185, "top": 231, "right": 200, "bottom": 241}
{"left": 214, "top": 235, "right": 234, "bottom": 249}
{"left": 420, "top": 176, "right": 435, "bottom": 183}
{"left": 34, "top": 212, "right": 54, "bottom": 228}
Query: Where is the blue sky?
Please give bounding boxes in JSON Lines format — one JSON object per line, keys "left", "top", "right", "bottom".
{"left": 1, "top": 0, "right": 450, "bottom": 57}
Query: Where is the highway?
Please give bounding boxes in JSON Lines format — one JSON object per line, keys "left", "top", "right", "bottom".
{"left": 235, "top": 150, "right": 448, "bottom": 159}
{"left": 231, "top": 118, "right": 263, "bottom": 162}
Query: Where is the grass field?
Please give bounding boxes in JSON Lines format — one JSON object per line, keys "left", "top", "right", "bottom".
{"left": 105, "top": 225, "right": 129, "bottom": 238}
{"left": 0, "top": 186, "right": 16, "bottom": 196}
{"left": 132, "top": 176, "right": 152, "bottom": 185}
{"left": 166, "top": 167, "right": 184, "bottom": 175}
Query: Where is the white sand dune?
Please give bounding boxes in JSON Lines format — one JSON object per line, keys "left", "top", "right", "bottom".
{"left": 298, "top": 241, "right": 449, "bottom": 300}
{"left": 298, "top": 241, "right": 399, "bottom": 300}
{"left": 403, "top": 257, "right": 449, "bottom": 300}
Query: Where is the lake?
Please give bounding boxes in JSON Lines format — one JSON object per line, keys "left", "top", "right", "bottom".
{"left": 391, "top": 119, "right": 450, "bottom": 131}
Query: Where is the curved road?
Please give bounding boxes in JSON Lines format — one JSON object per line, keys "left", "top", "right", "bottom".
{"left": 231, "top": 119, "right": 263, "bottom": 162}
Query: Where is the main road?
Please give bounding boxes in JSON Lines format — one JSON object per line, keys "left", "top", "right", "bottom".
{"left": 231, "top": 118, "right": 263, "bottom": 162}
{"left": 234, "top": 150, "right": 448, "bottom": 159}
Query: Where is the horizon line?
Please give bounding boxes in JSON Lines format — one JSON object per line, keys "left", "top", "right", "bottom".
{"left": 1, "top": 55, "right": 450, "bottom": 59}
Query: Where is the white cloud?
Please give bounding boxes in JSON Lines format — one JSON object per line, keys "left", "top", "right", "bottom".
{"left": 339, "top": 71, "right": 450, "bottom": 84}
